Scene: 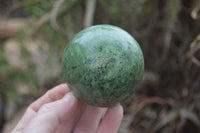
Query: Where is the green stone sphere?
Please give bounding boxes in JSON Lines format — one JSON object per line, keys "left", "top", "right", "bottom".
{"left": 62, "top": 25, "right": 144, "bottom": 107}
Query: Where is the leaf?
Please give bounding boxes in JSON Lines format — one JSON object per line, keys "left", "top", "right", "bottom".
{"left": 10, "top": 0, "right": 47, "bottom": 12}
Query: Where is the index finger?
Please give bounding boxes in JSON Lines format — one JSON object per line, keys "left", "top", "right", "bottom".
{"left": 13, "top": 83, "right": 70, "bottom": 132}
{"left": 30, "top": 83, "right": 70, "bottom": 112}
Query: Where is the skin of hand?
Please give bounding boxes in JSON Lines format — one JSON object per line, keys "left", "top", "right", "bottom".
{"left": 12, "top": 84, "right": 123, "bottom": 133}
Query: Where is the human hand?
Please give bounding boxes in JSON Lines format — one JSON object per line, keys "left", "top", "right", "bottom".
{"left": 12, "top": 84, "right": 123, "bottom": 133}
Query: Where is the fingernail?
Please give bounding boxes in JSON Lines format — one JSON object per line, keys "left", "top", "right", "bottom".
{"left": 63, "top": 92, "right": 76, "bottom": 103}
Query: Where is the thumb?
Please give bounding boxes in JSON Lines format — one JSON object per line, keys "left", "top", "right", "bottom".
{"left": 23, "top": 92, "right": 79, "bottom": 133}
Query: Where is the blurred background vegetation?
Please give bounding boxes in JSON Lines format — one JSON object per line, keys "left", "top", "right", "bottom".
{"left": 0, "top": 0, "right": 200, "bottom": 133}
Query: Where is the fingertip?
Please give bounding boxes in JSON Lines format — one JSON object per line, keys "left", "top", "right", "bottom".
{"left": 115, "top": 104, "right": 124, "bottom": 117}
{"left": 29, "top": 83, "right": 70, "bottom": 112}
{"left": 117, "top": 105, "right": 124, "bottom": 124}
{"left": 53, "top": 83, "right": 69, "bottom": 91}
{"left": 62, "top": 92, "right": 79, "bottom": 108}
{"left": 97, "top": 104, "right": 124, "bottom": 133}
{"left": 108, "top": 104, "right": 124, "bottom": 122}
{"left": 73, "top": 104, "right": 106, "bottom": 133}
{"left": 113, "top": 104, "right": 123, "bottom": 111}
{"left": 108, "top": 104, "right": 124, "bottom": 116}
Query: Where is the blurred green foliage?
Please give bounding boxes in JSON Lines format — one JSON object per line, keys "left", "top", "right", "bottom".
{"left": 25, "top": 0, "right": 53, "bottom": 18}
{"left": 0, "top": 0, "right": 200, "bottom": 132}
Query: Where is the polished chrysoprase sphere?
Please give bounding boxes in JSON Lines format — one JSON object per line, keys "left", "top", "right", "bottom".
{"left": 62, "top": 25, "right": 144, "bottom": 107}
